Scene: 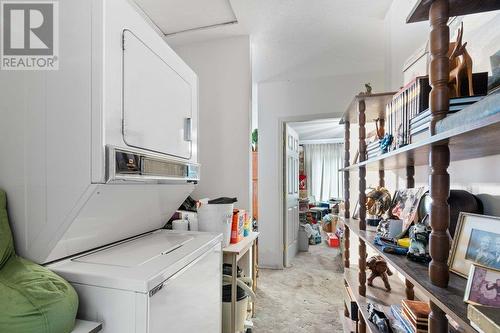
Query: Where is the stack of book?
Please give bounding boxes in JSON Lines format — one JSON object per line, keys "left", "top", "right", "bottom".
{"left": 409, "top": 95, "right": 484, "bottom": 143}
{"left": 386, "top": 76, "right": 431, "bottom": 151}
{"left": 391, "top": 300, "right": 430, "bottom": 333}
{"left": 366, "top": 139, "right": 381, "bottom": 160}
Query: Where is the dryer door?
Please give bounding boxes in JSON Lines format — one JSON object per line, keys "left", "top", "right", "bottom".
{"left": 122, "top": 30, "right": 193, "bottom": 160}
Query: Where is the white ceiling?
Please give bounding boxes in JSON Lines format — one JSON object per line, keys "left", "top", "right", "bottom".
{"left": 135, "top": 0, "right": 393, "bottom": 82}
{"left": 134, "top": 0, "right": 237, "bottom": 35}
{"left": 289, "top": 118, "right": 344, "bottom": 141}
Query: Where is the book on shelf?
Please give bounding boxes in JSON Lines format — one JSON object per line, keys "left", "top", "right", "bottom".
{"left": 391, "top": 305, "right": 427, "bottom": 333}
{"left": 401, "top": 300, "right": 430, "bottom": 321}
{"left": 385, "top": 76, "right": 431, "bottom": 151}
{"left": 468, "top": 305, "right": 500, "bottom": 333}
{"left": 385, "top": 81, "right": 485, "bottom": 149}
{"left": 401, "top": 300, "right": 430, "bottom": 332}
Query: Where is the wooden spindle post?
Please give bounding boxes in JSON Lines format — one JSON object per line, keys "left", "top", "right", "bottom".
{"left": 358, "top": 99, "right": 367, "bottom": 297}
{"left": 344, "top": 227, "right": 350, "bottom": 269}
{"left": 344, "top": 121, "right": 351, "bottom": 218}
{"left": 405, "top": 279, "right": 415, "bottom": 300}
{"left": 428, "top": 0, "right": 451, "bottom": 289}
{"left": 406, "top": 165, "right": 415, "bottom": 188}
{"left": 405, "top": 165, "right": 416, "bottom": 299}
{"left": 344, "top": 121, "right": 350, "bottom": 268}
{"left": 429, "top": 301, "right": 448, "bottom": 333}
{"left": 358, "top": 313, "right": 366, "bottom": 333}
{"left": 379, "top": 170, "right": 385, "bottom": 188}
{"left": 428, "top": 0, "right": 450, "bottom": 331}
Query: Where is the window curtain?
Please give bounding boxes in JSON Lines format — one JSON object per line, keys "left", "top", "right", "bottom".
{"left": 303, "top": 143, "right": 344, "bottom": 202}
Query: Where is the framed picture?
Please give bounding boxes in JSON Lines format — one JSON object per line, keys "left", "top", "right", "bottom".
{"left": 352, "top": 200, "right": 359, "bottom": 220}
{"left": 449, "top": 213, "right": 500, "bottom": 278}
{"left": 390, "top": 187, "right": 426, "bottom": 232}
{"left": 464, "top": 265, "right": 500, "bottom": 307}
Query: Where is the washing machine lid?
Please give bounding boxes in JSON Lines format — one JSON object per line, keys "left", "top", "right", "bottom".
{"left": 47, "top": 230, "right": 222, "bottom": 293}
{"left": 73, "top": 232, "right": 193, "bottom": 267}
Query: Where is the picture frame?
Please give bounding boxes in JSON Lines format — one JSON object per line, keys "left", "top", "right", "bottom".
{"left": 352, "top": 200, "right": 359, "bottom": 220}
{"left": 464, "top": 264, "right": 500, "bottom": 307}
{"left": 390, "top": 187, "right": 426, "bottom": 233}
{"left": 449, "top": 213, "right": 500, "bottom": 278}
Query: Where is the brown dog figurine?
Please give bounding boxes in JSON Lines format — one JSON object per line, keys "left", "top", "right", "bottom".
{"left": 367, "top": 255, "right": 393, "bottom": 292}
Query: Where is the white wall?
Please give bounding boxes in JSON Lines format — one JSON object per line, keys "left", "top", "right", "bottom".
{"left": 383, "top": 1, "right": 428, "bottom": 90}
{"left": 173, "top": 36, "right": 252, "bottom": 211}
{"left": 258, "top": 71, "right": 384, "bottom": 268}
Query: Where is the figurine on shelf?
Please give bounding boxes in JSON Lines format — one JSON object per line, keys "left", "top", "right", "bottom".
{"left": 366, "top": 187, "right": 392, "bottom": 227}
{"left": 448, "top": 22, "right": 474, "bottom": 97}
{"left": 365, "top": 83, "right": 372, "bottom": 94}
{"left": 367, "top": 303, "right": 393, "bottom": 333}
{"left": 367, "top": 255, "right": 393, "bottom": 292}
{"left": 380, "top": 133, "right": 393, "bottom": 154}
{"left": 407, "top": 215, "right": 431, "bottom": 263}
{"left": 375, "top": 118, "right": 385, "bottom": 140}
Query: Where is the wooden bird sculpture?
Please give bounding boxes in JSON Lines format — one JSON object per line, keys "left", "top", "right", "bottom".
{"left": 448, "top": 22, "right": 474, "bottom": 98}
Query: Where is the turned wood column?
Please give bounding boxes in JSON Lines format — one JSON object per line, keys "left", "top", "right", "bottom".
{"left": 358, "top": 314, "right": 366, "bottom": 333}
{"left": 429, "top": 301, "right": 448, "bottom": 332}
{"left": 406, "top": 165, "right": 416, "bottom": 299}
{"left": 428, "top": 0, "right": 451, "bottom": 289}
{"left": 344, "top": 226, "right": 350, "bottom": 268}
{"left": 379, "top": 170, "right": 385, "bottom": 188}
{"left": 358, "top": 100, "right": 367, "bottom": 231}
{"left": 344, "top": 121, "right": 351, "bottom": 268}
{"left": 358, "top": 99, "right": 367, "bottom": 297}
{"left": 344, "top": 121, "right": 351, "bottom": 218}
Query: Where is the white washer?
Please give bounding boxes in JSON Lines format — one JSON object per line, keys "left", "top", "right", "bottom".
{"left": 48, "top": 230, "right": 222, "bottom": 333}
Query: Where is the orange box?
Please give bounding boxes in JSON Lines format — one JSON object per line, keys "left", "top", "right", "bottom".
{"left": 231, "top": 209, "right": 245, "bottom": 244}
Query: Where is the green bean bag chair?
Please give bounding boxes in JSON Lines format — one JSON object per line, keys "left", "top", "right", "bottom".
{"left": 0, "top": 190, "right": 78, "bottom": 333}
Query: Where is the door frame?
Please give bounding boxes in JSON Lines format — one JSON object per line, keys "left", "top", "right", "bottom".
{"left": 277, "top": 113, "right": 338, "bottom": 268}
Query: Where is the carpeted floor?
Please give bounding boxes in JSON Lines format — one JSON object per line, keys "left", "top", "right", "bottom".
{"left": 253, "top": 242, "right": 345, "bottom": 333}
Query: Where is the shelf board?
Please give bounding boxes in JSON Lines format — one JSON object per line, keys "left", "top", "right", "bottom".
{"left": 344, "top": 266, "right": 407, "bottom": 333}
{"left": 340, "top": 101, "right": 500, "bottom": 172}
{"left": 340, "top": 92, "right": 396, "bottom": 125}
{"left": 344, "top": 219, "right": 477, "bottom": 332}
{"left": 407, "top": 0, "right": 500, "bottom": 23}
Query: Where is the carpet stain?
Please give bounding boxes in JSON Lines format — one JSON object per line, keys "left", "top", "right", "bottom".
{"left": 253, "top": 243, "right": 345, "bottom": 332}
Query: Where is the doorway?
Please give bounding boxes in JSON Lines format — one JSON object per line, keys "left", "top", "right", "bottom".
{"left": 282, "top": 118, "right": 344, "bottom": 267}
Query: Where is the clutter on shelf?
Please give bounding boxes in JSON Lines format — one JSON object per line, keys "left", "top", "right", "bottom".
{"left": 367, "top": 303, "right": 392, "bottom": 333}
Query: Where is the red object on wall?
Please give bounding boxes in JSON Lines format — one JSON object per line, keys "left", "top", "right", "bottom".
{"left": 299, "top": 174, "right": 306, "bottom": 190}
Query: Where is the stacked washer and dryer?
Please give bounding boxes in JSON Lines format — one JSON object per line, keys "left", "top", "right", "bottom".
{"left": 0, "top": 0, "right": 222, "bottom": 332}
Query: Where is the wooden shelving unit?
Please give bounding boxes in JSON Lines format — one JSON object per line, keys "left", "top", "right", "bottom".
{"left": 341, "top": 94, "right": 500, "bottom": 172}
{"left": 340, "top": 2, "right": 500, "bottom": 333}
{"left": 344, "top": 219, "right": 476, "bottom": 332}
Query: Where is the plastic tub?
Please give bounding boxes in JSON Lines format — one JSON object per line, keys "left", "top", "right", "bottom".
{"left": 198, "top": 203, "right": 233, "bottom": 247}
{"left": 172, "top": 219, "right": 188, "bottom": 231}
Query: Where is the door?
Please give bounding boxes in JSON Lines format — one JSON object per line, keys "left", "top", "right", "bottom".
{"left": 148, "top": 244, "right": 222, "bottom": 333}
{"left": 284, "top": 124, "right": 300, "bottom": 267}
{"left": 122, "top": 30, "right": 193, "bottom": 160}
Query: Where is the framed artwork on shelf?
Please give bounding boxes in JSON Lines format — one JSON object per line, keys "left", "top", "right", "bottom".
{"left": 390, "top": 187, "right": 426, "bottom": 234}
{"left": 352, "top": 200, "right": 359, "bottom": 220}
{"left": 464, "top": 264, "right": 500, "bottom": 307}
{"left": 449, "top": 213, "right": 500, "bottom": 278}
